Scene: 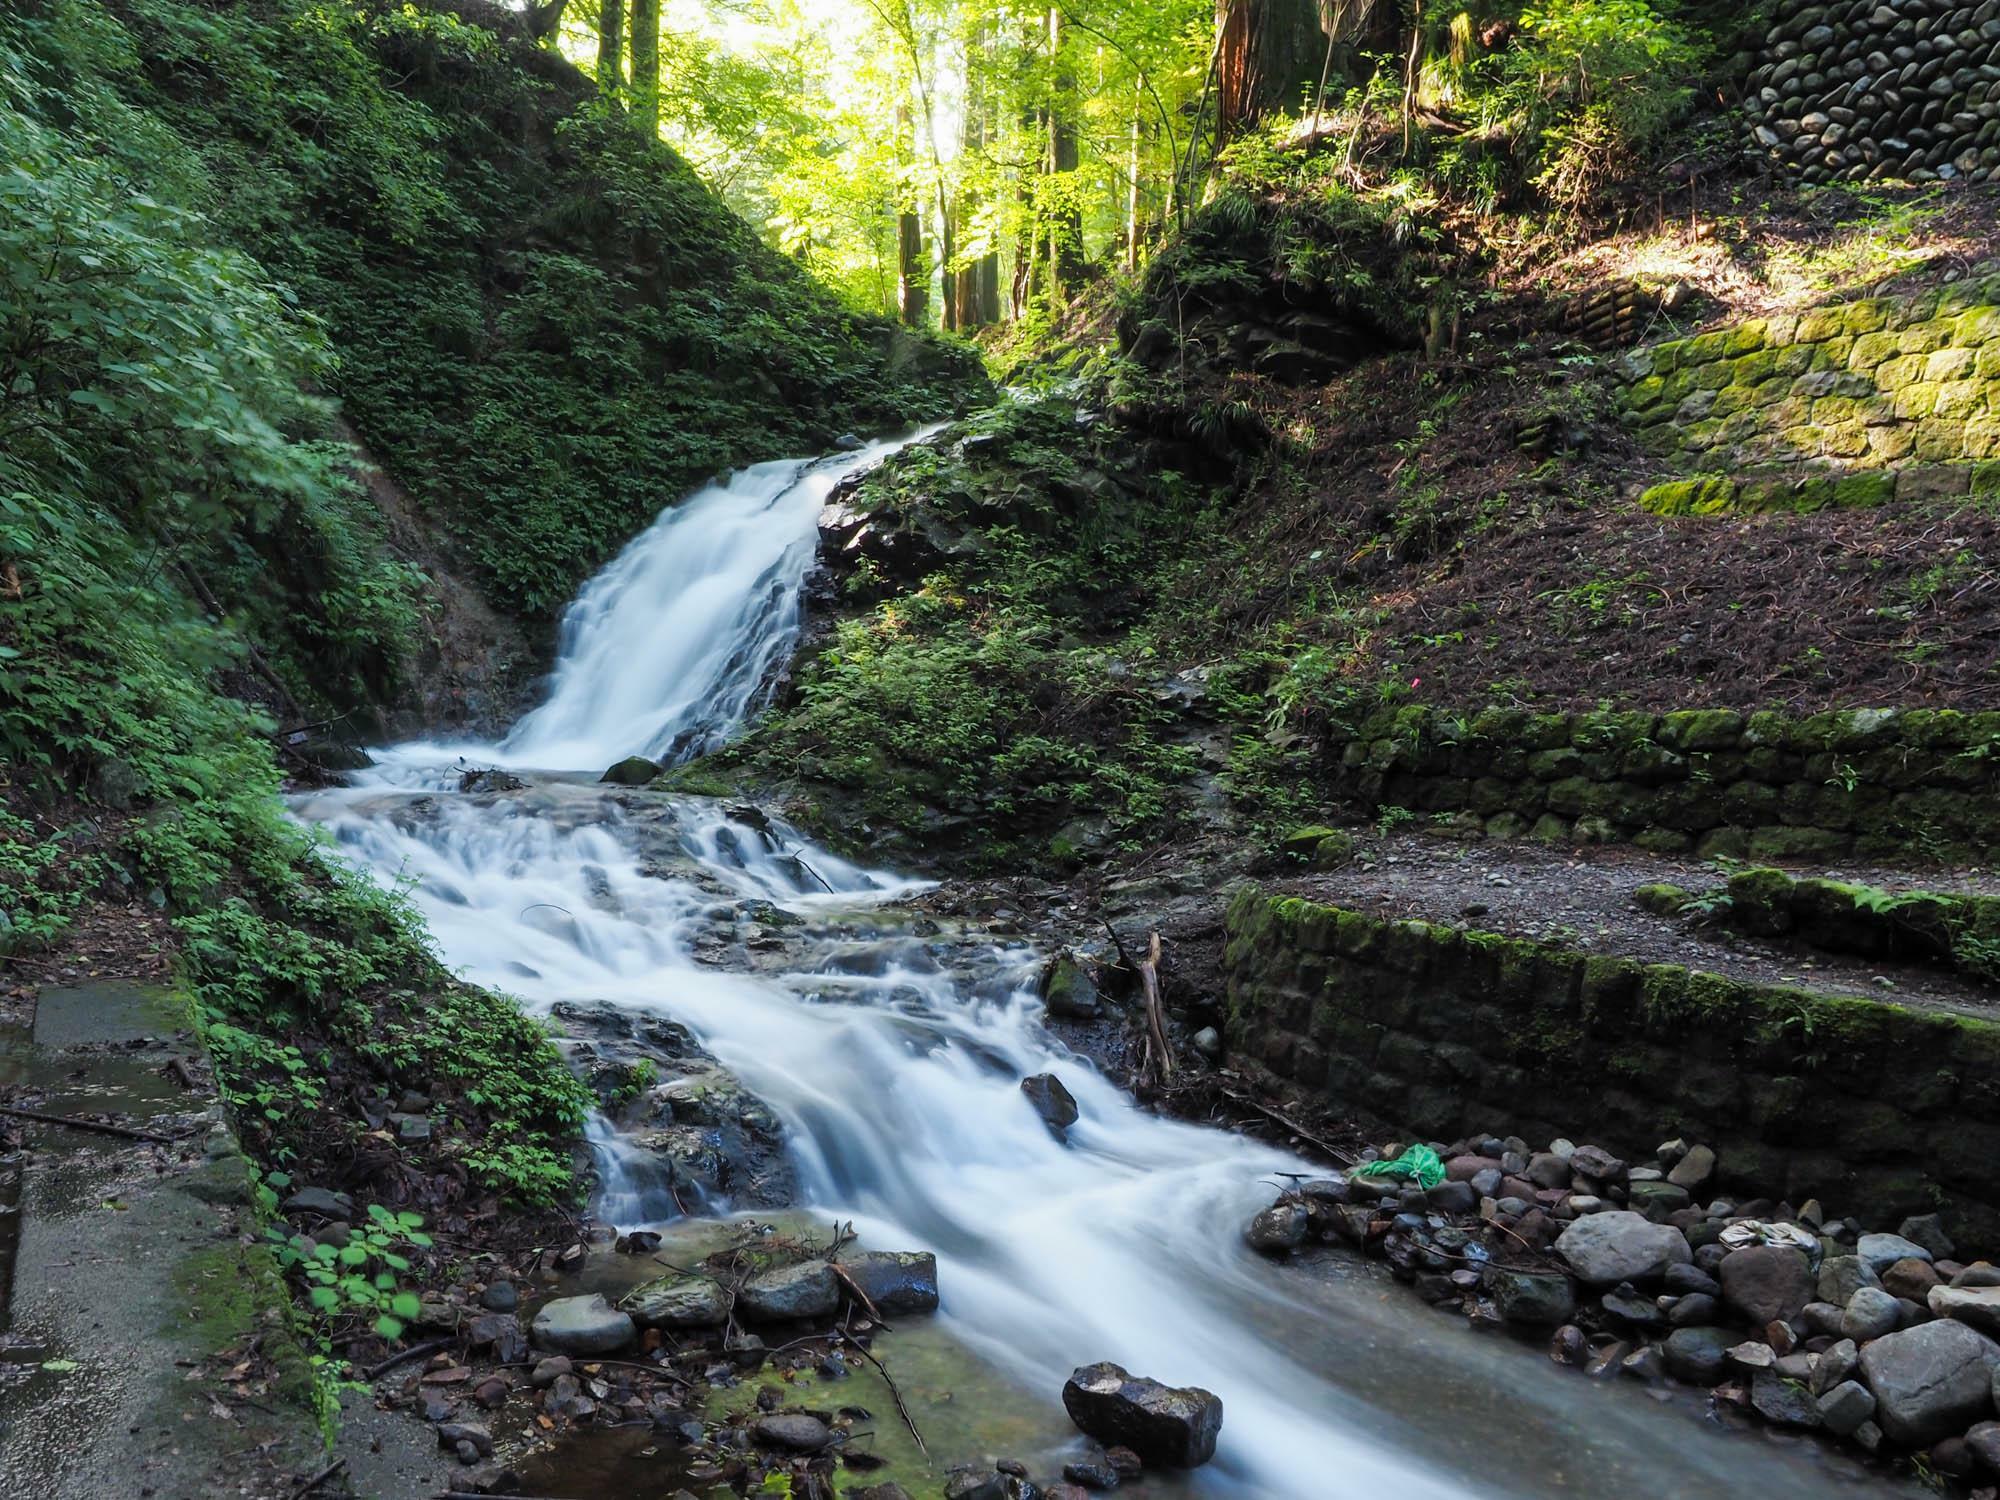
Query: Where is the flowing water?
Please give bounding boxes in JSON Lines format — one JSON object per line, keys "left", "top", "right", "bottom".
{"left": 296, "top": 435, "right": 1912, "bottom": 1498}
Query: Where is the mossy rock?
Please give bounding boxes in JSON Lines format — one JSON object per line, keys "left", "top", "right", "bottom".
{"left": 1282, "top": 824, "right": 1342, "bottom": 858}
{"left": 1633, "top": 882, "right": 1691, "bottom": 917}
{"left": 1311, "top": 831, "right": 1357, "bottom": 869}
{"left": 1724, "top": 868, "right": 1795, "bottom": 936}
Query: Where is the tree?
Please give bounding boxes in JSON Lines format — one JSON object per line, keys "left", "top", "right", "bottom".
{"left": 1214, "top": 0, "right": 1327, "bottom": 136}
{"left": 596, "top": 0, "right": 623, "bottom": 97}
{"left": 629, "top": 0, "right": 660, "bottom": 133}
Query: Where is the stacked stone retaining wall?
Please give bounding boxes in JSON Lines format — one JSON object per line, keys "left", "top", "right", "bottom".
{"left": 1742, "top": 0, "right": 2000, "bottom": 185}
{"left": 1222, "top": 888, "right": 2000, "bottom": 1248}
{"left": 1320, "top": 703, "right": 2000, "bottom": 863}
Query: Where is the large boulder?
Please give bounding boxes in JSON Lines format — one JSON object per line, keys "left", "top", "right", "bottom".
{"left": 600, "top": 755, "right": 662, "bottom": 786}
{"left": 1555, "top": 1211, "right": 1691, "bottom": 1286}
{"left": 626, "top": 1275, "right": 729, "bottom": 1329}
{"left": 739, "top": 1260, "right": 840, "bottom": 1321}
{"left": 1857, "top": 1319, "right": 2000, "bottom": 1446}
{"left": 1720, "top": 1246, "right": 1813, "bottom": 1325}
{"left": 530, "top": 1294, "right": 637, "bottom": 1355}
{"left": 839, "top": 1251, "right": 941, "bottom": 1315}
{"left": 1062, "top": 1362, "right": 1223, "bottom": 1468}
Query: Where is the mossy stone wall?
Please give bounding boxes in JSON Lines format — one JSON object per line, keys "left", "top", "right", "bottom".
{"left": 1319, "top": 703, "right": 2000, "bottom": 863}
{"left": 1615, "top": 275, "right": 2000, "bottom": 473}
{"left": 1223, "top": 888, "right": 2000, "bottom": 1248}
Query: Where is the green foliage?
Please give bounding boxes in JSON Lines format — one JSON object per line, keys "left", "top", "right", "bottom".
{"left": 268, "top": 1201, "right": 433, "bottom": 1344}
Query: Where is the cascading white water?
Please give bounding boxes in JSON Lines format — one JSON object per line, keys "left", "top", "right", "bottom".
{"left": 299, "top": 435, "right": 1907, "bottom": 1499}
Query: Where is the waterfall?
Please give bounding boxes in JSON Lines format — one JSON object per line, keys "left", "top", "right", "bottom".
{"left": 297, "top": 434, "right": 1894, "bottom": 1500}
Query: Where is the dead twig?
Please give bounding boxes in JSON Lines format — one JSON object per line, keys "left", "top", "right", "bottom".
{"left": 1218, "top": 1088, "right": 1357, "bottom": 1166}
{"left": 828, "top": 1260, "right": 884, "bottom": 1324}
{"left": 840, "top": 1334, "right": 926, "bottom": 1459}
{"left": 290, "top": 1457, "right": 347, "bottom": 1498}
{"left": 363, "top": 1337, "right": 452, "bottom": 1382}
{"left": 0, "top": 1103, "right": 178, "bottom": 1145}
{"left": 1138, "top": 931, "right": 1173, "bottom": 1082}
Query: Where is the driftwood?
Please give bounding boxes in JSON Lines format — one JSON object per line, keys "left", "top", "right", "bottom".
{"left": 0, "top": 1104, "right": 178, "bottom": 1145}
{"left": 1138, "top": 931, "right": 1174, "bottom": 1081}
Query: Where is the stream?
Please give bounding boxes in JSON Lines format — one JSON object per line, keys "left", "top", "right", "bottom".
{"left": 294, "top": 433, "right": 1913, "bottom": 1498}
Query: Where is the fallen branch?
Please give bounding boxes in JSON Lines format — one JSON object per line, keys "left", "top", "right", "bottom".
{"left": 0, "top": 1104, "right": 178, "bottom": 1145}
{"left": 362, "top": 1337, "right": 452, "bottom": 1382}
{"left": 1219, "top": 1088, "right": 1356, "bottom": 1167}
{"left": 1138, "top": 931, "right": 1173, "bottom": 1081}
{"left": 840, "top": 1334, "right": 926, "bottom": 1459}
{"left": 828, "top": 1260, "right": 884, "bottom": 1324}
{"left": 290, "top": 1457, "right": 346, "bottom": 1498}
{"left": 1096, "top": 916, "right": 1136, "bottom": 973}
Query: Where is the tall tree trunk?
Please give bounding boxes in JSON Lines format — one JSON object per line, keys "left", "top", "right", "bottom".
{"left": 596, "top": 0, "right": 624, "bottom": 98}
{"left": 1214, "top": 0, "right": 1328, "bottom": 138}
{"left": 1046, "top": 7, "right": 1084, "bottom": 293}
{"left": 897, "top": 105, "right": 928, "bottom": 326}
{"left": 1125, "top": 77, "right": 1144, "bottom": 271}
{"left": 528, "top": 0, "right": 571, "bottom": 41}
{"left": 629, "top": 0, "right": 659, "bottom": 135}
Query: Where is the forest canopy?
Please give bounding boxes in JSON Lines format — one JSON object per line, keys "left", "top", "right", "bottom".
{"left": 539, "top": 0, "right": 1722, "bottom": 326}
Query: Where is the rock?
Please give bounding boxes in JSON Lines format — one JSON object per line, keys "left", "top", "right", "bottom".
{"left": 1885, "top": 1257, "right": 1941, "bottom": 1301}
{"left": 1669, "top": 1293, "right": 1719, "bottom": 1328}
{"left": 1931, "top": 1284, "right": 2000, "bottom": 1337}
{"left": 1722, "top": 1247, "right": 1814, "bottom": 1325}
{"left": 1819, "top": 1255, "right": 1880, "bottom": 1304}
{"left": 1622, "top": 1345, "right": 1665, "bottom": 1381}
{"left": 1664, "top": 1327, "right": 1734, "bottom": 1383}
{"left": 739, "top": 1261, "right": 840, "bottom": 1321}
{"left": 1022, "top": 1074, "right": 1081, "bottom": 1132}
{"left": 839, "top": 1251, "right": 941, "bottom": 1315}
{"left": 1798, "top": 1302, "right": 1844, "bottom": 1338}
{"left": 1666, "top": 1145, "right": 1716, "bottom": 1192}
{"left": 1555, "top": 1211, "right": 1691, "bottom": 1286}
{"left": 600, "top": 755, "right": 662, "bottom": 786}
{"left": 1602, "top": 1284, "right": 1667, "bottom": 1331}
{"left": 1858, "top": 1232, "right": 1934, "bottom": 1273}
{"left": 627, "top": 1276, "right": 730, "bottom": 1329}
{"left": 1549, "top": 1325, "right": 1588, "bottom": 1366}
{"left": 1663, "top": 1263, "right": 1720, "bottom": 1298}
{"left": 1967, "top": 1419, "right": 2000, "bottom": 1475}
{"left": 1933, "top": 1436, "right": 1976, "bottom": 1479}
{"left": 1062, "top": 1362, "right": 1222, "bottom": 1468}
{"left": 1569, "top": 1144, "right": 1625, "bottom": 1182}
{"left": 530, "top": 1294, "right": 636, "bottom": 1355}
{"left": 1040, "top": 955, "right": 1100, "bottom": 1020}
{"left": 282, "top": 1187, "right": 353, "bottom": 1218}
{"left": 437, "top": 1422, "right": 493, "bottom": 1457}
{"left": 1900, "top": 1214, "right": 1956, "bottom": 1259}
{"left": 466, "top": 1313, "right": 528, "bottom": 1364}
{"left": 1751, "top": 1368, "right": 1821, "bottom": 1428}
{"left": 528, "top": 1356, "right": 571, "bottom": 1388}
{"left": 1191, "top": 1027, "right": 1221, "bottom": 1057}
{"left": 1842, "top": 1286, "right": 1902, "bottom": 1342}
{"left": 1857, "top": 1319, "right": 2000, "bottom": 1446}
{"left": 1061, "top": 1455, "right": 1119, "bottom": 1489}
{"left": 1626, "top": 1181, "right": 1691, "bottom": 1217}
{"left": 753, "top": 1414, "right": 831, "bottom": 1451}
{"left": 1729, "top": 1341, "right": 1778, "bottom": 1374}
{"left": 1483, "top": 1267, "right": 1576, "bottom": 1327}
{"left": 1818, "top": 1379, "right": 1878, "bottom": 1437}
{"left": 1424, "top": 1181, "right": 1477, "bottom": 1216}
{"left": 479, "top": 1282, "right": 519, "bottom": 1313}
{"left": 1526, "top": 1153, "right": 1572, "bottom": 1189}
{"left": 1245, "top": 1202, "right": 1308, "bottom": 1255}
{"left": 1813, "top": 1338, "right": 1859, "bottom": 1395}
{"left": 1960, "top": 1263, "right": 2000, "bottom": 1289}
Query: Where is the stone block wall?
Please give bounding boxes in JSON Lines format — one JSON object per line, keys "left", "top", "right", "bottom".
{"left": 1222, "top": 888, "right": 2000, "bottom": 1247}
{"left": 1321, "top": 704, "right": 2000, "bottom": 863}
{"left": 1615, "top": 274, "right": 2000, "bottom": 474}
{"left": 1743, "top": 0, "right": 2000, "bottom": 185}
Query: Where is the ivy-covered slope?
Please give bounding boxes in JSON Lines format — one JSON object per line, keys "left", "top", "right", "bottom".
{"left": 101, "top": 0, "right": 985, "bottom": 621}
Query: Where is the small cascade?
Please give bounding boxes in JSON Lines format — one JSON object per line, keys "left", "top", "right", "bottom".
{"left": 583, "top": 1114, "right": 682, "bottom": 1229}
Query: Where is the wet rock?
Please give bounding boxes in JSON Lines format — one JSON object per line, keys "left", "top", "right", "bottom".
{"left": 1967, "top": 1420, "right": 2000, "bottom": 1475}
{"left": 1601, "top": 1283, "right": 1667, "bottom": 1332}
{"left": 1040, "top": 954, "right": 1100, "bottom": 1020}
{"left": 1668, "top": 1293, "right": 1718, "bottom": 1328}
{"left": 627, "top": 1276, "right": 730, "bottom": 1329}
{"left": 1549, "top": 1325, "right": 1588, "bottom": 1366}
{"left": 1751, "top": 1368, "right": 1821, "bottom": 1428}
{"left": 1663, "top": 1327, "right": 1734, "bottom": 1383}
{"left": 753, "top": 1413, "right": 831, "bottom": 1451}
{"left": 1191, "top": 1027, "right": 1221, "bottom": 1057}
{"left": 1244, "top": 1202, "right": 1309, "bottom": 1255}
{"left": 437, "top": 1422, "right": 494, "bottom": 1457}
{"left": 1818, "top": 1379, "right": 1877, "bottom": 1437}
{"left": 944, "top": 1471, "right": 1039, "bottom": 1500}
{"left": 1884, "top": 1257, "right": 1941, "bottom": 1301}
{"left": 1930, "top": 1284, "right": 2000, "bottom": 1337}
{"left": 528, "top": 1356, "right": 571, "bottom": 1389}
{"left": 1720, "top": 1246, "right": 1813, "bottom": 1325}
{"left": 1813, "top": 1338, "right": 1859, "bottom": 1396}
{"left": 600, "top": 756, "right": 662, "bottom": 786}
{"left": 1022, "top": 1074, "right": 1081, "bottom": 1133}
{"left": 479, "top": 1282, "right": 518, "bottom": 1313}
{"left": 1555, "top": 1211, "right": 1691, "bottom": 1285}
{"left": 467, "top": 1313, "right": 528, "bottom": 1364}
{"left": 1483, "top": 1267, "right": 1576, "bottom": 1327}
{"left": 839, "top": 1251, "right": 941, "bottom": 1315}
{"left": 1857, "top": 1319, "right": 2000, "bottom": 1446}
{"left": 739, "top": 1260, "right": 840, "bottom": 1321}
{"left": 531, "top": 1294, "right": 636, "bottom": 1355}
{"left": 1061, "top": 1454, "right": 1120, "bottom": 1489}
{"left": 1621, "top": 1345, "right": 1665, "bottom": 1381}
{"left": 1842, "top": 1286, "right": 1902, "bottom": 1343}
{"left": 1663, "top": 1263, "right": 1720, "bottom": 1299}
{"left": 1900, "top": 1214, "right": 1955, "bottom": 1260}
{"left": 1062, "top": 1362, "right": 1223, "bottom": 1468}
